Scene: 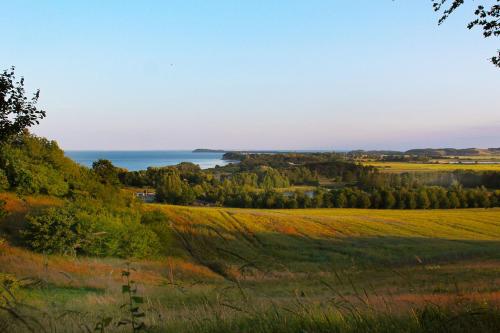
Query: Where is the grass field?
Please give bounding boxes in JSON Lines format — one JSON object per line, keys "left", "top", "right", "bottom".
{"left": 363, "top": 161, "right": 500, "bottom": 173}
{"left": 1, "top": 197, "right": 500, "bottom": 332}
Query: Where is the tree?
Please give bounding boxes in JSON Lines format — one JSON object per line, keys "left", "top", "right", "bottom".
{"left": 433, "top": 0, "right": 499, "bottom": 67}
{"left": 417, "top": 189, "right": 431, "bottom": 209}
{"left": 333, "top": 192, "right": 347, "bottom": 208}
{"left": 448, "top": 191, "right": 461, "bottom": 208}
{"left": 155, "top": 170, "right": 195, "bottom": 205}
{"left": 381, "top": 189, "right": 396, "bottom": 209}
{"left": 0, "top": 67, "right": 46, "bottom": 143}
{"left": 356, "top": 192, "right": 372, "bottom": 208}
{"left": 92, "top": 159, "right": 120, "bottom": 186}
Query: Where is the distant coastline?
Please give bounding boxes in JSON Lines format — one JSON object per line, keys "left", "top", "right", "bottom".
{"left": 192, "top": 149, "right": 227, "bottom": 153}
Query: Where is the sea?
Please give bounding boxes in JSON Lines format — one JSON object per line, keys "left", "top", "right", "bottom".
{"left": 64, "top": 151, "right": 229, "bottom": 171}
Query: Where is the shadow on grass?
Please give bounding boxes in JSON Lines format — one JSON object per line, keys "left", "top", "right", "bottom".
{"left": 173, "top": 223, "right": 500, "bottom": 276}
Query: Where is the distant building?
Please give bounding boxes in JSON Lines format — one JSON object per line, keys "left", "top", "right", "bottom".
{"left": 135, "top": 190, "right": 156, "bottom": 203}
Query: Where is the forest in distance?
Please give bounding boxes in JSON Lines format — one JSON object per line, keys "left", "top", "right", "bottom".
{"left": 115, "top": 149, "right": 500, "bottom": 209}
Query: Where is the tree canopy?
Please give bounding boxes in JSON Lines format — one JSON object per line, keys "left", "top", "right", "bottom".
{"left": 0, "top": 67, "right": 46, "bottom": 143}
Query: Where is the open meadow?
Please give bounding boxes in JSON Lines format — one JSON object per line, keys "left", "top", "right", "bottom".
{"left": 1, "top": 195, "right": 499, "bottom": 332}
{"left": 362, "top": 161, "right": 500, "bottom": 173}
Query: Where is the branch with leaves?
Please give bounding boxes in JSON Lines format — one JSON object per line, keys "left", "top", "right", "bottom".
{"left": 433, "top": 0, "right": 500, "bottom": 67}
{"left": 0, "top": 67, "right": 46, "bottom": 143}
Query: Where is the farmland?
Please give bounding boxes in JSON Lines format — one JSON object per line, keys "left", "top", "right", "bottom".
{"left": 363, "top": 161, "right": 500, "bottom": 173}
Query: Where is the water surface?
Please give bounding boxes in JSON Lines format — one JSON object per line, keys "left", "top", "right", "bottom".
{"left": 65, "top": 151, "right": 228, "bottom": 171}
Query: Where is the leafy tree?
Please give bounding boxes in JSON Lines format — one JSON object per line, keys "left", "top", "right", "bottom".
{"left": 433, "top": 0, "right": 499, "bottom": 67}
{"left": 447, "top": 191, "right": 460, "bottom": 208}
{"left": 333, "top": 192, "right": 347, "bottom": 208}
{"left": 405, "top": 191, "right": 418, "bottom": 209}
{"left": 156, "top": 170, "right": 195, "bottom": 205}
{"left": 476, "top": 186, "right": 491, "bottom": 207}
{"left": 417, "top": 189, "right": 431, "bottom": 209}
{"left": 0, "top": 67, "right": 46, "bottom": 143}
{"left": 381, "top": 189, "right": 396, "bottom": 209}
{"left": 92, "top": 159, "right": 121, "bottom": 186}
{"left": 428, "top": 189, "right": 440, "bottom": 209}
{"left": 370, "top": 190, "right": 382, "bottom": 209}
{"left": 356, "top": 192, "right": 372, "bottom": 208}
{"left": 437, "top": 187, "right": 450, "bottom": 208}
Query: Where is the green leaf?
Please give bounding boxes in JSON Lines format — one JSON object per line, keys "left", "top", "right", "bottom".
{"left": 122, "top": 285, "right": 130, "bottom": 293}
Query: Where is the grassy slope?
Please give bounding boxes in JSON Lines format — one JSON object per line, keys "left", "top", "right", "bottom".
{"left": 2, "top": 195, "right": 500, "bottom": 331}
{"left": 158, "top": 205, "right": 500, "bottom": 271}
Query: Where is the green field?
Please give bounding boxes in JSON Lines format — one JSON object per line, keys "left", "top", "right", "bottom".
{"left": 363, "top": 161, "right": 500, "bottom": 173}
{"left": 1, "top": 199, "right": 500, "bottom": 332}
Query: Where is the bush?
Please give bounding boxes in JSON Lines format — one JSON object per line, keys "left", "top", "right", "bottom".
{"left": 23, "top": 207, "right": 96, "bottom": 256}
{"left": 22, "top": 202, "right": 162, "bottom": 258}
{"left": 116, "top": 224, "right": 160, "bottom": 259}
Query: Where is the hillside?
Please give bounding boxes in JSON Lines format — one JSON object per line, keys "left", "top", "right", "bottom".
{"left": 1, "top": 197, "right": 500, "bottom": 332}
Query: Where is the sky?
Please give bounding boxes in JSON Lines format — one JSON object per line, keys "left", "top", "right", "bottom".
{"left": 1, "top": 0, "right": 499, "bottom": 151}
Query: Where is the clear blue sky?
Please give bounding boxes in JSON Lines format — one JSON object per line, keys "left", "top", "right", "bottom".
{"left": 1, "top": 0, "right": 499, "bottom": 150}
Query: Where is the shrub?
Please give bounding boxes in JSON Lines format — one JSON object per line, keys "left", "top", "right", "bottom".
{"left": 116, "top": 224, "right": 160, "bottom": 259}
{"left": 23, "top": 204, "right": 161, "bottom": 258}
{"left": 23, "top": 207, "right": 96, "bottom": 256}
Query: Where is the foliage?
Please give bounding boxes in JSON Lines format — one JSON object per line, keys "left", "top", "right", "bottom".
{"left": 0, "top": 170, "right": 8, "bottom": 191}
{"left": 0, "top": 67, "right": 46, "bottom": 143}
{"left": 118, "top": 264, "right": 145, "bottom": 332}
{"left": 22, "top": 206, "right": 96, "bottom": 256}
{"left": 433, "top": 0, "right": 500, "bottom": 67}
{"left": 155, "top": 169, "right": 196, "bottom": 205}
{"left": 22, "top": 203, "right": 160, "bottom": 258}
{"left": 116, "top": 224, "right": 160, "bottom": 259}
{"left": 92, "top": 159, "right": 122, "bottom": 186}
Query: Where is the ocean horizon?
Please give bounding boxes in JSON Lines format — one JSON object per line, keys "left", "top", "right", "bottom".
{"left": 65, "top": 150, "right": 229, "bottom": 171}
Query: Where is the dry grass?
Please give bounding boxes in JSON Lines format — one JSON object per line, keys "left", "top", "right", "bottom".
{"left": 1, "top": 197, "right": 500, "bottom": 331}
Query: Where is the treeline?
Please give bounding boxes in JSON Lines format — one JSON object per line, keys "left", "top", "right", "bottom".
{"left": 113, "top": 150, "right": 500, "bottom": 209}
{"left": 155, "top": 184, "right": 499, "bottom": 209}
{"left": 360, "top": 170, "right": 500, "bottom": 189}
{"left": 276, "top": 186, "right": 498, "bottom": 210}
{"left": 115, "top": 160, "right": 500, "bottom": 209}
